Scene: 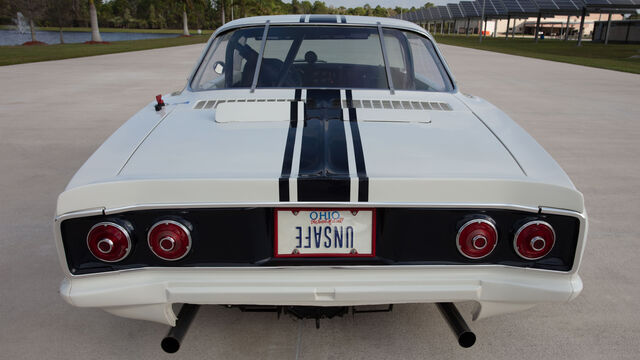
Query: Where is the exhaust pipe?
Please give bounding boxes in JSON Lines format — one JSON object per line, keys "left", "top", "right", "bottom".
{"left": 161, "top": 304, "right": 200, "bottom": 353}
{"left": 436, "top": 303, "right": 476, "bottom": 348}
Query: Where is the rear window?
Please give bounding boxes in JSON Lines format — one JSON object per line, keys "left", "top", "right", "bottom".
{"left": 191, "top": 25, "right": 452, "bottom": 92}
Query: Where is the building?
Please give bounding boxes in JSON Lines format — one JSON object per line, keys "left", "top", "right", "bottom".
{"left": 592, "top": 19, "right": 640, "bottom": 43}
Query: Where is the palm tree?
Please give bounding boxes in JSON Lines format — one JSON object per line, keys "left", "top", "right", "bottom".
{"left": 183, "top": 3, "right": 190, "bottom": 35}
{"left": 89, "top": 0, "right": 102, "bottom": 42}
{"left": 220, "top": 0, "right": 226, "bottom": 26}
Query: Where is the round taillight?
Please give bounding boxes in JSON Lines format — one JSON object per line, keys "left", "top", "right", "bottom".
{"left": 456, "top": 218, "right": 498, "bottom": 259}
{"left": 148, "top": 220, "right": 191, "bottom": 261}
{"left": 87, "top": 222, "right": 131, "bottom": 263}
{"left": 514, "top": 220, "right": 555, "bottom": 260}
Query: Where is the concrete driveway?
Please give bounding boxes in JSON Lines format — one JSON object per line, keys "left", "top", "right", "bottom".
{"left": 1, "top": 43, "right": 638, "bottom": 359}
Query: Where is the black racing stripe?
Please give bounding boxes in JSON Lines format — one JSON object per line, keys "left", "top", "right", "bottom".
{"left": 279, "top": 89, "right": 302, "bottom": 202}
{"left": 340, "top": 15, "right": 347, "bottom": 23}
{"left": 299, "top": 15, "right": 306, "bottom": 23}
{"left": 308, "top": 15, "right": 338, "bottom": 23}
{"left": 346, "top": 90, "right": 369, "bottom": 202}
{"left": 345, "top": 88, "right": 354, "bottom": 108}
{"left": 297, "top": 89, "right": 350, "bottom": 201}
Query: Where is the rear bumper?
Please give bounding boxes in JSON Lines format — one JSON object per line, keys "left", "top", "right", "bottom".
{"left": 60, "top": 265, "right": 583, "bottom": 326}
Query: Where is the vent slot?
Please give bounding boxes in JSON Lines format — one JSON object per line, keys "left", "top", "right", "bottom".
{"left": 192, "top": 98, "right": 453, "bottom": 111}
{"left": 431, "top": 102, "right": 444, "bottom": 110}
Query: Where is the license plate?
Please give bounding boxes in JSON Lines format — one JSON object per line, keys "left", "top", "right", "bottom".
{"left": 275, "top": 209, "right": 375, "bottom": 257}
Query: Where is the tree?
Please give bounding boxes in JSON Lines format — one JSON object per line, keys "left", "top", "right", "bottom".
{"left": 311, "top": 1, "right": 327, "bottom": 14}
{"left": 182, "top": 3, "right": 189, "bottom": 35}
{"left": 89, "top": 0, "right": 102, "bottom": 41}
{"left": 10, "top": 0, "right": 48, "bottom": 43}
{"left": 372, "top": 5, "right": 387, "bottom": 17}
{"left": 70, "top": 0, "right": 89, "bottom": 27}
{"left": 0, "top": 0, "right": 10, "bottom": 23}
{"left": 219, "top": 0, "right": 225, "bottom": 25}
{"left": 291, "top": 0, "right": 302, "bottom": 14}
{"left": 48, "top": 0, "right": 74, "bottom": 43}
{"left": 21, "top": 0, "right": 437, "bottom": 33}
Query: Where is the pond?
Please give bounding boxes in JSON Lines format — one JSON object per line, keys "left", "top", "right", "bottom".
{"left": 0, "top": 29, "right": 180, "bottom": 46}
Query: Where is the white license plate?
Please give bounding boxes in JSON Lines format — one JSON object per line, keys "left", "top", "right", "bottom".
{"left": 275, "top": 209, "right": 375, "bottom": 257}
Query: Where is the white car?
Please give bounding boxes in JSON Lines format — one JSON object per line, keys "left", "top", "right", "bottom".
{"left": 55, "top": 15, "right": 587, "bottom": 350}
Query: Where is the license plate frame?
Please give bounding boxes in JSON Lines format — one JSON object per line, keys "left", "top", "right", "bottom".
{"left": 274, "top": 208, "right": 376, "bottom": 258}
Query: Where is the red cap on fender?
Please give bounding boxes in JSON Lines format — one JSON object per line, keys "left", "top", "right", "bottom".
{"left": 156, "top": 94, "right": 164, "bottom": 105}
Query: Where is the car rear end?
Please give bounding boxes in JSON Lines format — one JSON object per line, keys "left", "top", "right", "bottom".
{"left": 54, "top": 16, "right": 587, "bottom": 350}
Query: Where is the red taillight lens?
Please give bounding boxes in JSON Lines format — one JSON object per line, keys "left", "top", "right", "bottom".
{"left": 147, "top": 220, "right": 191, "bottom": 261}
{"left": 514, "top": 221, "right": 555, "bottom": 260}
{"left": 456, "top": 218, "right": 498, "bottom": 259}
{"left": 87, "top": 222, "right": 131, "bottom": 262}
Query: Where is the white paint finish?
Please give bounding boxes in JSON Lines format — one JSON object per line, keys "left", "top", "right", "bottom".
{"left": 351, "top": 89, "right": 463, "bottom": 106}
{"left": 65, "top": 101, "right": 171, "bottom": 189}
{"left": 55, "top": 178, "right": 583, "bottom": 220}
{"left": 454, "top": 92, "right": 578, "bottom": 189}
{"left": 51, "top": 19, "right": 588, "bottom": 329}
{"left": 218, "top": 15, "right": 426, "bottom": 34}
{"left": 215, "top": 101, "right": 292, "bottom": 122}
{"left": 55, "top": 92, "right": 585, "bottom": 214}
{"left": 192, "top": 88, "right": 296, "bottom": 101}
{"left": 276, "top": 209, "right": 373, "bottom": 256}
{"left": 56, "top": 179, "right": 279, "bottom": 215}
{"left": 357, "top": 105, "right": 524, "bottom": 179}
{"left": 118, "top": 106, "right": 288, "bottom": 179}
{"left": 368, "top": 178, "right": 584, "bottom": 213}
{"left": 357, "top": 108, "right": 431, "bottom": 123}
{"left": 288, "top": 105, "right": 304, "bottom": 202}
{"left": 343, "top": 108, "right": 360, "bottom": 202}
{"left": 57, "top": 87, "right": 589, "bottom": 214}
{"left": 59, "top": 266, "right": 581, "bottom": 325}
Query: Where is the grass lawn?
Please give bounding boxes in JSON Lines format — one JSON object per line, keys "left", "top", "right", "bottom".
{"left": 0, "top": 25, "right": 214, "bottom": 35}
{"left": 433, "top": 35, "right": 640, "bottom": 74}
{"left": 0, "top": 35, "right": 210, "bottom": 66}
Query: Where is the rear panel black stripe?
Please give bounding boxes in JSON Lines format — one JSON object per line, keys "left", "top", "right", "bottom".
{"left": 297, "top": 89, "right": 350, "bottom": 201}
{"left": 308, "top": 15, "right": 338, "bottom": 23}
{"left": 279, "top": 89, "right": 302, "bottom": 201}
{"left": 340, "top": 15, "right": 347, "bottom": 23}
{"left": 346, "top": 90, "right": 369, "bottom": 202}
{"left": 299, "top": 15, "right": 306, "bottom": 23}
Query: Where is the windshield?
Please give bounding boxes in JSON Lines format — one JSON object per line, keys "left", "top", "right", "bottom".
{"left": 191, "top": 25, "right": 453, "bottom": 92}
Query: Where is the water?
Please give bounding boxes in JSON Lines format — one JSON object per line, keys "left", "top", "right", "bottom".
{"left": 0, "top": 29, "right": 180, "bottom": 46}
{"left": 13, "top": 12, "right": 28, "bottom": 34}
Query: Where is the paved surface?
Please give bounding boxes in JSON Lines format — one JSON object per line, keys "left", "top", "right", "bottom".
{"left": 1, "top": 44, "right": 639, "bottom": 359}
